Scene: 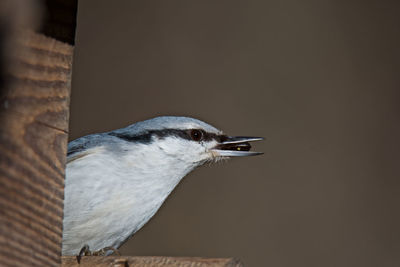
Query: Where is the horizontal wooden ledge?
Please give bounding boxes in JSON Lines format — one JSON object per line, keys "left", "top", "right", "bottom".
{"left": 61, "top": 256, "right": 244, "bottom": 267}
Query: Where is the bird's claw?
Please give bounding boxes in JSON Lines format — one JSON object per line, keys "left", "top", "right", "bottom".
{"left": 76, "top": 244, "right": 121, "bottom": 264}
{"left": 76, "top": 244, "right": 90, "bottom": 264}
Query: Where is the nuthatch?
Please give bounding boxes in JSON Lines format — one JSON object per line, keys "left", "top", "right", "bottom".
{"left": 62, "top": 116, "right": 263, "bottom": 255}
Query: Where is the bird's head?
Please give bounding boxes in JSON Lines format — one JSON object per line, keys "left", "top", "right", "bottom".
{"left": 111, "top": 116, "right": 263, "bottom": 166}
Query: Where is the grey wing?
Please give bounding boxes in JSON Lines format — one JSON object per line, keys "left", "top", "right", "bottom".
{"left": 67, "top": 134, "right": 107, "bottom": 163}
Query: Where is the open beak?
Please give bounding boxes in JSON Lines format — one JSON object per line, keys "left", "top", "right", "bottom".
{"left": 212, "top": 136, "right": 264, "bottom": 157}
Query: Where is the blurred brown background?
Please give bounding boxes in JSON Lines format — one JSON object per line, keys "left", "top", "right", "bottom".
{"left": 69, "top": 1, "right": 400, "bottom": 266}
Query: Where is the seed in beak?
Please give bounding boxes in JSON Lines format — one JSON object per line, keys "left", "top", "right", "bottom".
{"left": 217, "top": 142, "right": 252, "bottom": 151}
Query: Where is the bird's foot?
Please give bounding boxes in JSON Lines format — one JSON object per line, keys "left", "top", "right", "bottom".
{"left": 76, "top": 244, "right": 90, "bottom": 264}
{"left": 76, "top": 244, "right": 121, "bottom": 263}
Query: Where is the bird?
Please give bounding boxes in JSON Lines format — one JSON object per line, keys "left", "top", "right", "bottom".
{"left": 62, "top": 116, "right": 263, "bottom": 256}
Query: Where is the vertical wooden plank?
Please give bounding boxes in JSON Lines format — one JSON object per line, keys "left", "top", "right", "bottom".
{"left": 0, "top": 30, "right": 73, "bottom": 266}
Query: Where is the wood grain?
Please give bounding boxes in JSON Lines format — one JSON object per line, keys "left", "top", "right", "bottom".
{"left": 62, "top": 256, "right": 244, "bottom": 267}
{"left": 0, "top": 30, "right": 73, "bottom": 266}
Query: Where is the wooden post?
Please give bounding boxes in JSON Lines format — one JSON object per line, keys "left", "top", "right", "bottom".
{"left": 0, "top": 1, "right": 244, "bottom": 266}
{"left": 0, "top": 0, "right": 74, "bottom": 266}
{"left": 0, "top": 30, "right": 73, "bottom": 266}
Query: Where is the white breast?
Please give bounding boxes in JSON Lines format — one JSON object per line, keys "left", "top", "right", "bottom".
{"left": 62, "top": 142, "right": 196, "bottom": 255}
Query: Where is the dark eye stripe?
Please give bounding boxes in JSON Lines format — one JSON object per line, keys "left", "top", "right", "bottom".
{"left": 109, "top": 129, "right": 224, "bottom": 144}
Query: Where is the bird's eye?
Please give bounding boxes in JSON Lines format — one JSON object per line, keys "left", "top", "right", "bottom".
{"left": 190, "top": 129, "right": 203, "bottom": 141}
